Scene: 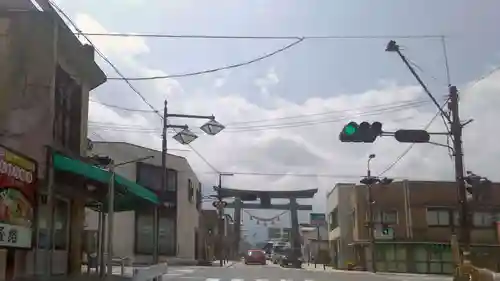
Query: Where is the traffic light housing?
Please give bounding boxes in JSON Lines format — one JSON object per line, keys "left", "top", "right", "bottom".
{"left": 394, "top": 129, "right": 430, "bottom": 143}
{"left": 339, "top": 121, "right": 383, "bottom": 143}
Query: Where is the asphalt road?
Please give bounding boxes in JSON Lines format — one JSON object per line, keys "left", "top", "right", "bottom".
{"left": 162, "top": 262, "right": 453, "bottom": 281}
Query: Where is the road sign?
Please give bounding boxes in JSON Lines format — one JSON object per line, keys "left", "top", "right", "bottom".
{"left": 310, "top": 213, "right": 326, "bottom": 226}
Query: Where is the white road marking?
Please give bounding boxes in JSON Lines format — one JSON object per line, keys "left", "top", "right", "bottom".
{"left": 175, "top": 269, "right": 196, "bottom": 273}
{"left": 231, "top": 279, "right": 244, "bottom": 281}
{"left": 206, "top": 278, "right": 220, "bottom": 281}
{"left": 256, "top": 279, "right": 269, "bottom": 281}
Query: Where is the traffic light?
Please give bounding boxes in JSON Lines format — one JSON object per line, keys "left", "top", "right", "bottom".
{"left": 379, "top": 177, "right": 394, "bottom": 185}
{"left": 339, "top": 121, "right": 383, "bottom": 143}
{"left": 464, "top": 172, "right": 492, "bottom": 201}
{"left": 394, "top": 129, "right": 430, "bottom": 143}
{"left": 360, "top": 176, "right": 378, "bottom": 185}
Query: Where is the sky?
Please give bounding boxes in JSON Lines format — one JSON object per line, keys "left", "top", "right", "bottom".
{"left": 35, "top": 0, "right": 500, "bottom": 243}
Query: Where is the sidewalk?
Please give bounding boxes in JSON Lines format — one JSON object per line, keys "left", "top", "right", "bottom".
{"left": 211, "top": 260, "right": 237, "bottom": 267}
{"left": 302, "top": 264, "right": 451, "bottom": 279}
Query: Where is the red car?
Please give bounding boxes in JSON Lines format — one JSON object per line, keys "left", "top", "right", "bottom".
{"left": 244, "top": 249, "right": 266, "bottom": 265}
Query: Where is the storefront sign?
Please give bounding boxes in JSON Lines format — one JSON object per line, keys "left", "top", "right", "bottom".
{"left": 0, "top": 145, "right": 37, "bottom": 248}
{"left": 0, "top": 222, "right": 32, "bottom": 248}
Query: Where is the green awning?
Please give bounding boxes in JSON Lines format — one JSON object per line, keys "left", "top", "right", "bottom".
{"left": 52, "top": 153, "right": 160, "bottom": 208}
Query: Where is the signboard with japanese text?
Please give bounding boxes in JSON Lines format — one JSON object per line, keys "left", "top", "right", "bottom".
{"left": 0, "top": 145, "right": 37, "bottom": 248}
{"left": 310, "top": 213, "right": 326, "bottom": 226}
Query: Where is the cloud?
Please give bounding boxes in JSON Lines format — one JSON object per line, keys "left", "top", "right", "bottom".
{"left": 69, "top": 11, "right": 500, "bottom": 220}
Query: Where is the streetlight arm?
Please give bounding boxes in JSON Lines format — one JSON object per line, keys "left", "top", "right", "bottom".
{"left": 113, "top": 155, "right": 155, "bottom": 168}
{"left": 167, "top": 113, "right": 215, "bottom": 120}
{"left": 166, "top": 124, "right": 188, "bottom": 129}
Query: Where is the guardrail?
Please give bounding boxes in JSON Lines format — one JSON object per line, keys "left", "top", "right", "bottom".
{"left": 132, "top": 263, "right": 169, "bottom": 281}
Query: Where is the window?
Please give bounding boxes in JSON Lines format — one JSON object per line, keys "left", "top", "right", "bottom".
{"left": 329, "top": 208, "right": 338, "bottom": 230}
{"left": 53, "top": 65, "right": 82, "bottom": 152}
{"left": 373, "top": 210, "right": 398, "bottom": 224}
{"left": 137, "top": 163, "right": 177, "bottom": 191}
{"left": 426, "top": 208, "right": 450, "bottom": 226}
{"left": 196, "top": 183, "right": 202, "bottom": 210}
{"left": 188, "top": 179, "right": 194, "bottom": 203}
{"left": 473, "top": 212, "right": 493, "bottom": 227}
{"left": 135, "top": 209, "right": 176, "bottom": 256}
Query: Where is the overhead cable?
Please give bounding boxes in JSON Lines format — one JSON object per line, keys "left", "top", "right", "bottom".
{"left": 106, "top": 38, "right": 305, "bottom": 81}
{"left": 49, "top": 1, "right": 220, "bottom": 172}
{"left": 80, "top": 32, "right": 445, "bottom": 40}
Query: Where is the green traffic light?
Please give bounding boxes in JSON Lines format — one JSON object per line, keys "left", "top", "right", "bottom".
{"left": 344, "top": 124, "right": 357, "bottom": 135}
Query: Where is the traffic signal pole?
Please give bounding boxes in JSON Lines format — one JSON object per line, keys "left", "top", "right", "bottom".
{"left": 388, "top": 41, "right": 471, "bottom": 265}
{"left": 366, "top": 155, "right": 376, "bottom": 272}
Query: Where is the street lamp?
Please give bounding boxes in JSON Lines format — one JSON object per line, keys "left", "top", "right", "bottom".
{"left": 368, "top": 154, "right": 375, "bottom": 177}
{"left": 200, "top": 119, "right": 226, "bottom": 136}
{"left": 152, "top": 100, "right": 225, "bottom": 273}
{"left": 173, "top": 128, "right": 198, "bottom": 145}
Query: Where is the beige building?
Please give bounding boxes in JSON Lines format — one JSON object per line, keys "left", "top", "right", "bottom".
{"left": 86, "top": 142, "right": 201, "bottom": 264}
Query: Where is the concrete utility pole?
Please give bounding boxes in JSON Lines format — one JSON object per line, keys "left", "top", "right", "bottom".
{"left": 386, "top": 40, "right": 471, "bottom": 272}
{"left": 217, "top": 174, "right": 225, "bottom": 267}
{"left": 449, "top": 86, "right": 470, "bottom": 256}
{"left": 366, "top": 154, "right": 376, "bottom": 273}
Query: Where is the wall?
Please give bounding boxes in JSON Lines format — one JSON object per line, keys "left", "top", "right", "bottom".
{"left": 326, "top": 183, "right": 355, "bottom": 268}
{"left": 86, "top": 142, "right": 200, "bottom": 261}
{"left": 0, "top": 10, "right": 105, "bottom": 277}
{"left": 351, "top": 180, "right": 500, "bottom": 244}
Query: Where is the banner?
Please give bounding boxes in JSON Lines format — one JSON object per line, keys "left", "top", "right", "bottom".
{"left": 310, "top": 213, "right": 326, "bottom": 226}
{"left": 0, "top": 145, "right": 37, "bottom": 248}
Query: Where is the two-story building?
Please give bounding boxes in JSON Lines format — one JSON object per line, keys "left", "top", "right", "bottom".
{"left": 0, "top": 3, "right": 166, "bottom": 279}
{"left": 0, "top": 3, "right": 111, "bottom": 279}
{"left": 85, "top": 142, "right": 202, "bottom": 264}
{"left": 329, "top": 180, "right": 500, "bottom": 274}
{"left": 326, "top": 183, "right": 356, "bottom": 269}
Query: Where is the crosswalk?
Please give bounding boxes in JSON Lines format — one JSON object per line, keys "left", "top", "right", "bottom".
{"left": 186, "top": 279, "right": 315, "bottom": 281}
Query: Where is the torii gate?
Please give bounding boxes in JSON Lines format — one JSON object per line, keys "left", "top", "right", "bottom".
{"left": 217, "top": 187, "right": 318, "bottom": 267}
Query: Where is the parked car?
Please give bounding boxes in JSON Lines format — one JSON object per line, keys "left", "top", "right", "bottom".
{"left": 244, "top": 249, "right": 267, "bottom": 265}
{"left": 271, "top": 245, "right": 286, "bottom": 264}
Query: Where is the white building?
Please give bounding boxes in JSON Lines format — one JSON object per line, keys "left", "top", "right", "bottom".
{"left": 85, "top": 142, "right": 201, "bottom": 264}
{"left": 327, "top": 183, "right": 356, "bottom": 269}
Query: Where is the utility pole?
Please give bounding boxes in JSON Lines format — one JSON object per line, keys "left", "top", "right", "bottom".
{"left": 217, "top": 174, "right": 225, "bottom": 267}
{"left": 106, "top": 163, "right": 115, "bottom": 275}
{"left": 366, "top": 154, "right": 376, "bottom": 273}
{"left": 449, "top": 85, "right": 470, "bottom": 256}
{"left": 386, "top": 40, "right": 471, "bottom": 278}
{"left": 153, "top": 100, "right": 168, "bottom": 276}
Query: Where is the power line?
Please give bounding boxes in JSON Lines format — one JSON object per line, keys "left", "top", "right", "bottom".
{"left": 49, "top": 1, "right": 220, "bottom": 173}
{"left": 48, "top": 1, "right": 161, "bottom": 116}
{"left": 225, "top": 98, "right": 432, "bottom": 126}
{"left": 106, "top": 38, "right": 304, "bottom": 81}
{"left": 87, "top": 100, "right": 432, "bottom": 134}
{"left": 378, "top": 61, "right": 500, "bottom": 176}
{"left": 80, "top": 32, "right": 445, "bottom": 40}
{"left": 89, "top": 99, "right": 157, "bottom": 113}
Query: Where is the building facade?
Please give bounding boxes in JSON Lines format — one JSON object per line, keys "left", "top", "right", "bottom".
{"left": 85, "top": 142, "right": 201, "bottom": 263}
{"left": 0, "top": 3, "right": 108, "bottom": 280}
{"left": 326, "top": 183, "right": 356, "bottom": 269}
{"left": 336, "top": 180, "right": 500, "bottom": 274}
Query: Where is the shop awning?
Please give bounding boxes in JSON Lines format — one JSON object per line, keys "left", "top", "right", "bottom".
{"left": 52, "top": 152, "right": 160, "bottom": 209}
